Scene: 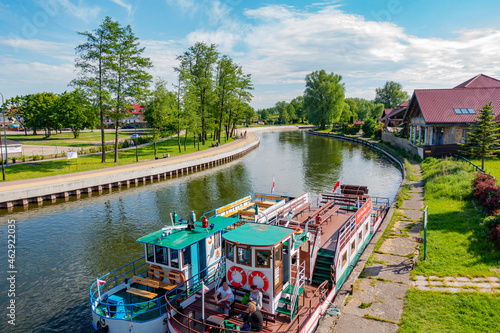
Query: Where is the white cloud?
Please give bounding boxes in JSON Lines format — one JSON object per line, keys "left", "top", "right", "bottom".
{"left": 0, "top": 38, "right": 73, "bottom": 59}
{"left": 109, "top": 0, "right": 133, "bottom": 16}
{"left": 53, "top": 0, "right": 101, "bottom": 22}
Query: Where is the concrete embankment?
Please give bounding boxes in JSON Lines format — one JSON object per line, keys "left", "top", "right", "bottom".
{"left": 0, "top": 133, "right": 260, "bottom": 209}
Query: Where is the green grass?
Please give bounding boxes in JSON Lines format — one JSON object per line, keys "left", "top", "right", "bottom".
{"left": 2, "top": 136, "right": 234, "bottom": 181}
{"left": 415, "top": 157, "right": 500, "bottom": 277}
{"left": 400, "top": 290, "right": 500, "bottom": 333}
{"left": 469, "top": 158, "right": 500, "bottom": 179}
{"left": 7, "top": 131, "right": 138, "bottom": 147}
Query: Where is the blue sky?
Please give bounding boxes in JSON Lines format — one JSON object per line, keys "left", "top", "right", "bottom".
{"left": 2, "top": 0, "right": 500, "bottom": 109}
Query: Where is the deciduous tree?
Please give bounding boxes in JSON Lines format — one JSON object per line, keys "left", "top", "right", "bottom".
{"left": 374, "top": 81, "right": 409, "bottom": 109}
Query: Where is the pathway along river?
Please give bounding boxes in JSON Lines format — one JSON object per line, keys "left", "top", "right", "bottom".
{"left": 0, "top": 130, "right": 402, "bottom": 333}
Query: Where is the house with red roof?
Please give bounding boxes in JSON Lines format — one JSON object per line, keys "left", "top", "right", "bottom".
{"left": 381, "top": 100, "right": 409, "bottom": 128}
{"left": 402, "top": 74, "right": 500, "bottom": 157}
{"left": 124, "top": 104, "right": 146, "bottom": 124}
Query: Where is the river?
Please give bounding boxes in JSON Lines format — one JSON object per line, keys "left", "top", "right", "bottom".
{"left": 0, "top": 130, "right": 402, "bottom": 333}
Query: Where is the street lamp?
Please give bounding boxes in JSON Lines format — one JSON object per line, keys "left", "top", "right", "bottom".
{"left": 0, "top": 92, "right": 6, "bottom": 181}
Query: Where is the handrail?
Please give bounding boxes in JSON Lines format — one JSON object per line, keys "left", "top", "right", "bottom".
{"left": 452, "top": 154, "right": 487, "bottom": 174}
{"left": 163, "top": 279, "right": 331, "bottom": 333}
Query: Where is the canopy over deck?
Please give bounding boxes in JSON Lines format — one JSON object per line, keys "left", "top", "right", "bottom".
{"left": 223, "top": 223, "right": 295, "bottom": 247}
{"left": 137, "top": 216, "right": 239, "bottom": 250}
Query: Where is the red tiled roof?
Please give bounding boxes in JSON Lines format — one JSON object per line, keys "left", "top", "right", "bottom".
{"left": 413, "top": 87, "right": 500, "bottom": 124}
{"left": 130, "top": 104, "right": 145, "bottom": 114}
{"left": 386, "top": 107, "right": 406, "bottom": 118}
{"left": 399, "top": 100, "right": 409, "bottom": 107}
{"left": 454, "top": 74, "right": 500, "bottom": 89}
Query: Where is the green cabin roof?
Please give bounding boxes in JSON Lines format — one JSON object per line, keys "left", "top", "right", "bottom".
{"left": 223, "top": 223, "right": 295, "bottom": 247}
{"left": 137, "top": 216, "right": 239, "bottom": 250}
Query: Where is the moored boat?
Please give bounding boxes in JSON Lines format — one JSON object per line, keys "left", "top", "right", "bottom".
{"left": 90, "top": 188, "right": 389, "bottom": 333}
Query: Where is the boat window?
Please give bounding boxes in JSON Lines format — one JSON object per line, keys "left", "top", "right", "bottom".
{"left": 155, "top": 246, "right": 168, "bottom": 265}
{"left": 226, "top": 243, "right": 235, "bottom": 262}
{"left": 341, "top": 251, "right": 347, "bottom": 267}
{"left": 274, "top": 246, "right": 282, "bottom": 264}
{"left": 214, "top": 232, "right": 221, "bottom": 249}
{"left": 146, "top": 244, "right": 154, "bottom": 262}
{"left": 256, "top": 250, "right": 271, "bottom": 268}
{"left": 358, "top": 231, "right": 363, "bottom": 243}
{"left": 183, "top": 247, "right": 191, "bottom": 266}
{"left": 170, "top": 249, "right": 179, "bottom": 268}
{"left": 236, "top": 246, "right": 252, "bottom": 266}
{"left": 351, "top": 240, "right": 356, "bottom": 255}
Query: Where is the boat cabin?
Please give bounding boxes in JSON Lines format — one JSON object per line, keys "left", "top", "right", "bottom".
{"left": 137, "top": 215, "right": 240, "bottom": 288}
{"left": 222, "top": 223, "right": 309, "bottom": 314}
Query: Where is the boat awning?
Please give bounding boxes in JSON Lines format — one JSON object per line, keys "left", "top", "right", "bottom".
{"left": 137, "top": 216, "right": 240, "bottom": 250}
{"left": 223, "top": 223, "right": 295, "bottom": 247}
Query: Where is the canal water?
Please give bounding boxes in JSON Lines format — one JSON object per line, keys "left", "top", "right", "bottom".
{"left": 0, "top": 130, "right": 402, "bottom": 333}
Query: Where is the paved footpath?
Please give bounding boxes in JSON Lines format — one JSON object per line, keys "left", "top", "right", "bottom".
{"left": 318, "top": 162, "right": 499, "bottom": 333}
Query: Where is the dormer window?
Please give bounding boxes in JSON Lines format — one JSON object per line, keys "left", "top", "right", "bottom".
{"left": 454, "top": 108, "right": 475, "bottom": 114}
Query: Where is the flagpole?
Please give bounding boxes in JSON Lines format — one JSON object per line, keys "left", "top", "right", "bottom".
{"left": 97, "top": 278, "right": 101, "bottom": 299}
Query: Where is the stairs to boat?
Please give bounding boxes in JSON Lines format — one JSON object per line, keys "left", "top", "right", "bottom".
{"left": 312, "top": 248, "right": 335, "bottom": 286}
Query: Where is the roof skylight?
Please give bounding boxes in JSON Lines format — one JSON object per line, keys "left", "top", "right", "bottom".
{"left": 454, "top": 108, "right": 475, "bottom": 114}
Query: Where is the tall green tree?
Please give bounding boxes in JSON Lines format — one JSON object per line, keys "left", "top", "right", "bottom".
{"left": 57, "top": 89, "right": 97, "bottom": 138}
{"left": 107, "top": 22, "right": 153, "bottom": 162}
{"left": 4, "top": 95, "right": 30, "bottom": 136}
{"left": 144, "top": 79, "right": 176, "bottom": 157}
{"left": 374, "top": 81, "right": 409, "bottom": 109}
{"left": 177, "top": 42, "right": 219, "bottom": 145}
{"left": 460, "top": 103, "right": 500, "bottom": 170}
{"left": 290, "top": 96, "right": 304, "bottom": 123}
{"left": 304, "top": 70, "right": 345, "bottom": 130}
{"left": 73, "top": 16, "right": 117, "bottom": 163}
{"left": 276, "top": 101, "right": 289, "bottom": 124}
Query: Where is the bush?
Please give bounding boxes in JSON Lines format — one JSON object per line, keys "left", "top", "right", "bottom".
{"left": 472, "top": 173, "right": 500, "bottom": 215}
{"left": 490, "top": 223, "right": 500, "bottom": 249}
{"left": 120, "top": 140, "right": 131, "bottom": 149}
{"left": 344, "top": 123, "right": 360, "bottom": 135}
{"left": 22, "top": 155, "right": 26, "bottom": 162}
{"left": 12, "top": 157, "right": 16, "bottom": 163}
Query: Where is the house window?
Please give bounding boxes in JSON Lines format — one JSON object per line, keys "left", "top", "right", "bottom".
{"left": 341, "top": 251, "right": 347, "bottom": 267}
{"left": 170, "top": 249, "right": 179, "bottom": 268}
{"left": 351, "top": 240, "right": 356, "bottom": 255}
{"left": 255, "top": 250, "right": 271, "bottom": 268}
{"left": 236, "top": 246, "right": 252, "bottom": 266}
{"left": 155, "top": 246, "right": 168, "bottom": 265}
{"left": 226, "top": 242, "right": 235, "bottom": 262}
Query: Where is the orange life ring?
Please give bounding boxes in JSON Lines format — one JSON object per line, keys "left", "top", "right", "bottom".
{"left": 149, "top": 264, "right": 163, "bottom": 281}
{"left": 227, "top": 266, "right": 247, "bottom": 288}
{"left": 294, "top": 227, "right": 303, "bottom": 235}
{"left": 248, "top": 271, "right": 269, "bottom": 292}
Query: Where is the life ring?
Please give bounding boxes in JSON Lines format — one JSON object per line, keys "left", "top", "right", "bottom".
{"left": 294, "top": 227, "right": 303, "bottom": 235}
{"left": 248, "top": 271, "right": 269, "bottom": 292}
{"left": 227, "top": 266, "right": 247, "bottom": 287}
{"left": 149, "top": 264, "right": 163, "bottom": 281}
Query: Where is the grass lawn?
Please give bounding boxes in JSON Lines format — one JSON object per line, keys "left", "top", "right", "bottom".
{"left": 470, "top": 158, "right": 500, "bottom": 179}
{"left": 415, "top": 158, "right": 500, "bottom": 277}
{"left": 3, "top": 135, "right": 234, "bottom": 181}
{"left": 7, "top": 131, "right": 139, "bottom": 147}
{"left": 400, "top": 290, "right": 500, "bottom": 333}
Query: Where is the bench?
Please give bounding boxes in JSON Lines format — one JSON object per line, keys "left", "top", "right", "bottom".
{"left": 292, "top": 202, "right": 312, "bottom": 217}
{"left": 133, "top": 276, "right": 176, "bottom": 290}
{"left": 126, "top": 287, "right": 158, "bottom": 299}
{"left": 208, "top": 313, "right": 273, "bottom": 333}
{"left": 319, "top": 205, "right": 340, "bottom": 224}
{"left": 147, "top": 266, "right": 183, "bottom": 284}
{"left": 303, "top": 200, "right": 336, "bottom": 223}
{"left": 231, "top": 288, "right": 276, "bottom": 326}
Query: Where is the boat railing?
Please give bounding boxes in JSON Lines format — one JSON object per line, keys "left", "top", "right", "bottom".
{"left": 164, "top": 279, "right": 331, "bottom": 333}
{"left": 166, "top": 259, "right": 226, "bottom": 303}
{"left": 90, "top": 256, "right": 148, "bottom": 300}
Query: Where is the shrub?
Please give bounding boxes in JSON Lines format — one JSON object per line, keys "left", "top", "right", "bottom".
{"left": 344, "top": 124, "right": 360, "bottom": 135}
{"left": 490, "top": 223, "right": 500, "bottom": 249}
{"left": 121, "top": 140, "right": 131, "bottom": 149}
{"left": 12, "top": 157, "right": 16, "bottom": 163}
{"left": 472, "top": 173, "right": 500, "bottom": 215}
{"left": 21, "top": 155, "right": 26, "bottom": 162}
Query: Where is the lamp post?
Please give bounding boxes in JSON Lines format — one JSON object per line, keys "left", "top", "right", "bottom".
{"left": 0, "top": 92, "right": 6, "bottom": 181}
{"left": 135, "top": 124, "right": 138, "bottom": 162}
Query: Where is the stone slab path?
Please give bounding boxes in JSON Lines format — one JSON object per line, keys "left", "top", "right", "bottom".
{"left": 413, "top": 275, "right": 500, "bottom": 293}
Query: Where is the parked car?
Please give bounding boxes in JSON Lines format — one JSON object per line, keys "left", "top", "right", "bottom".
{"left": 131, "top": 134, "right": 141, "bottom": 139}
{"left": 125, "top": 124, "right": 136, "bottom": 129}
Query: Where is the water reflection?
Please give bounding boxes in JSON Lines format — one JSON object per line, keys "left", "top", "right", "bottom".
{"left": 0, "top": 130, "right": 402, "bottom": 333}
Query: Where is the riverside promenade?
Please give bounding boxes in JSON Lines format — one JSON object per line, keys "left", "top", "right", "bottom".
{"left": 0, "top": 126, "right": 304, "bottom": 209}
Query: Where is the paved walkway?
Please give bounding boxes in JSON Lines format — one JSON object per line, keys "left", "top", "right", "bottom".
{"left": 413, "top": 275, "right": 500, "bottom": 292}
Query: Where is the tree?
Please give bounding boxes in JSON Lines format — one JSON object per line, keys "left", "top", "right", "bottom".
{"left": 374, "top": 81, "right": 409, "bottom": 109}
{"left": 177, "top": 42, "right": 219, "bottom": 146}
{"left": 460, "top": 103, "right": 500, "bottom": 170}
{"left": 287, "top": 103, "right": 297, "bottom": 123}
{"left": 4, "top": 95, "right": 30, "bottom": 135}
{"left": 304, "top": 70, "right": 345, "bottom": 129}
{"left": 57, "top": 89, "right": 97, "bottom": 138}
{"left": 73, "top": 16, "right": 117, "bottom": 163}
{"left": 260, "top": 109, "right": 269, "bottom": 121}
{"left": 26, "top": 92, "right": 59, "bottom": 137}
{"left": 144, "top": 79, "right": 176, "bottom": 157}
{"left": 107, "top": 22, "right": 153, "bottom": 162}
{"left": 276, "top": 101, "right": 289, "bottom": 124}
{"left": 290, "top": 96, "right": 304, "bottom": 123}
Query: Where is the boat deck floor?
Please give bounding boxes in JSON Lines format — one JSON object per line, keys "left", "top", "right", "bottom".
{"left": 171, "top": 283, "right": 321, "bottom": 333}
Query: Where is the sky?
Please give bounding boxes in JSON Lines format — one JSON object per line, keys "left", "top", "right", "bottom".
{"left": 2, "top": 0, "right": 500, "bottom": 109}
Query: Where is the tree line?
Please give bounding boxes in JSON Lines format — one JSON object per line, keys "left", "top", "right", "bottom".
{"left": 257, "top": 71, "right": 408, "bottom": 131}
{"left": 3, "top": 16, "right": 254, "bottom": 163}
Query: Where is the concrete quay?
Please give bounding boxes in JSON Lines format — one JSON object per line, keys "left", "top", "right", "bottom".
{"left": 0, "top": 133, "right": 260, "bottom": 209}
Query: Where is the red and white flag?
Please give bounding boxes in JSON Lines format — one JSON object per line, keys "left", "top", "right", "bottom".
{"left": 271, "top": 177, "right": 275, "bottom": 194}
{"left": 96, "top": 278, "right": 106, "bottom": 298}
{"left": 333, "top": 180, "right": 340, "bottom": 194}
{"left": 202, "top": 282, "right": 209, "bottom": 294}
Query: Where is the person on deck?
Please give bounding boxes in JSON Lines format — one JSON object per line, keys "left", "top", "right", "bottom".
{"left": 241, "top": 301, "right": 263, "bottom": 332}
{"left": 248, "top": 285, "right": 262, "bottom": 310}
{"left": 214, "top": 282, "right": 234, "bottom": 314}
